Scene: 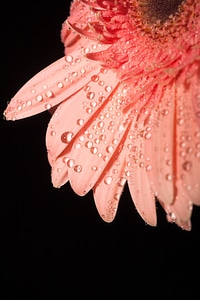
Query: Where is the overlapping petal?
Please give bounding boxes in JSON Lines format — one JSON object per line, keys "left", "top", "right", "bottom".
{"left": 4, "top": 36, "right": 107, "bottom": 121}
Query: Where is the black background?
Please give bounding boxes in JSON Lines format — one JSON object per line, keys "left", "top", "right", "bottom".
{"left": 1, "top": 1, "right": 200, "bottom": 299}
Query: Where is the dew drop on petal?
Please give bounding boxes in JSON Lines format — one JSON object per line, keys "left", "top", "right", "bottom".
{"left": 91, "top": 166, "right": 98, "bottom": 171}
{"left": 36, "top": 95, "right": 43, "bottom": 102}
{"left": 85, "top": 141, "right": 93, "bottom": 149}
{"left": 77, "top": 119, "right": 84, "bottom": 126}
{"left": 27, "top": 100, "right": 32, "bottom": 106}
{"left": 166, "top": 173, "right": 173, "bottom": 181}
{"left": 74, "top": 165, "right": 82, "bottom": 173}
{"left": 118, "top": 177, "right": 126, "bottom": 187}
{"left": 65, "top": 55, "right": 73, "bottom": 63}
{"left": 106, "top": 146, "right": 114, "bottom": 153}
{"left": 61, "top": 131, "right": 74, "bottom": 143}
{"left": 57, "top": 82, "right": 64, "bottom": 89}
{"left": 104, "top": 176, "right": 113, "bottom": 185}
{"left": 146, "top": 165, "right": 152, "bottom": 171}
{"left": 144, "top": 132, "right": 152, "bottom": 140}
{"left": 90, "top": 147, "right": 98, "bottom": 154}
{"left": 45, "top": 103, "right": 52, "bottom": 110}
{"left": 87, "top": 92, "right": 95, "bottom": 100}
{"left": 50, "top": 131, "right": 56, "bottom": 137}
{"left": 114, "top": 193, "right": 120, "bottom": 201}
{"left": 45, "top": 90, "right": 53, "bottom": 98}
{"left": 182, "top": 161, "right": 192, "bottom": 171}
{"left": 67, "top": 159, "right": 75, "bottom": 168}
{"left": 91, "top": 75, "right": 99, "bottom": 82}
{"left": 105, "top": 85, "right": 112, "bottom": 93}
{"left": 62, "top": 156, "right": 69, "bottom": 164}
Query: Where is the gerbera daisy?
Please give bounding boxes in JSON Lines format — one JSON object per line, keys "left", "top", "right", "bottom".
{"left": 4, "top": 0, "right": 200, "bottom": 230}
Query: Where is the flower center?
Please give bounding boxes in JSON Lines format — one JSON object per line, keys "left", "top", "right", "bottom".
{"left": 139, "top": 0, "right": 185, "bottom": 24}
{"left": 128, "top": 0, "right": 196, "bottom": 41}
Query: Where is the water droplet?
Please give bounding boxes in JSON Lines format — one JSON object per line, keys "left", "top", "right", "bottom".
{"left": 105, "top": 85, "right": 112, "bottom": 93}
{"left": 36, "top": 95, "right": 43, "bottom": 102}
{"left": 146, "top": 165, "right": 152, "bottom": 171}
{"left": 98, "top": 80, "right": 104, "bottom": 86}
{"left": 45, "top": 90, "right": 53, "bottom": 98}
{"left": 86, "top": 108, "right": 93, "bottom": 114}
{"left": 74, "top": 165, "right": 82, "bottom": 173}
{"left": 67, "top": 159, "right": 75, "bottom": 168}
{"left": 75, "top": 143, "right": 81, "bottom": 149}
{"left": 98, "top": 121, "right": 104, "bottom": 128}
{"left": 87, "top": 92, "right": 95, "bottom": 100}
{"left": 196, "top": 143, "right": 200, "bottom": 149}
{"left": 72, "top": 72, "right": 78, "bottom": 77}
{"left": 114, "top": 193, "right": 120, "bottom": 201}
{"left": 125, "top": 171, "right": 131, "bottom": 177}
{"left": 166, "top": 173, "right": 173, "bottom": 181}
{"left": 50, "top": 131, "right": 56, "bottom": 136}
{"left": 91, "top": 166, "right": 98, "bottom": 171}
{"left": 118, "top": 177, "right": 126, "bottom": 187}
{"left": 62, "top": 157, "right": 69, "bottom": 164}
{"left": 90, "top": 147, "right": 98, "bottom": 154}
{"left": 144, "top": 132, "right": 151, "bottom": 140}
{"left": 61, "top": 131, "right": 74, "bottom": 143}
{"left": 77, "top": 119, "right": 84, "bottom": 126}
{"left": 85, "top": 141, "right": 93, "bottom": 149}
{"left": 57, "top": 82, "right": 64, "bottom": 89}
{"left": 104, "top": 176, "right": 113, "bottom": 185}
{"left": 90, "top": 101, "right": 97, "bottom": 108}
{"left": 45, "top": 103, "right": 52, "bottom": 110}
{"left": 103, "top": 155, "right": 109, "bottom": 162}
{"left": 177, "top": 118, "right": 184, "bottom": 126}
{"left": 94, "top": 138, "right": 100, "bottom": 144}
{"left": 80, "top": 68, "right": 86, "bottom": 74}
{"left": 27, "top": 100, "right": 32, "bottom": 106}
{"left": 65, "top": 55, "right": 73, "bottom": 63}
{"left": 183, "top": 161, "right": 192, "bottom": 171}
{"left": 106, "top": 146, "right": 114, "bottom": 153}
{"left": 195, "top": 131, "right": 200, "bottom": 139}
{"left": 99, "top": 134, "right": 106, "bottom": 141}
{"left": 91, "top": 75, "right": 99, "bottom": 82}
{"left": 167, "top": 212, "right": 176, "bottom": 222}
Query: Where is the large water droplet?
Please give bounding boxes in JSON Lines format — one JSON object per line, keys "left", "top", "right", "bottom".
{"left": 77, "top": 119, "right": 84, "bottom": 126}
{"left": 74, "top": 165, "right": 82, "bottom": 173}
{"left": 45, "top": 90, "right": 53, "bottom": 98}
{"left": 118, "top": 177, "right": 126, "bottom": 187}
{"left": 61, "top": 132, "right": 74, "bottom": 143}
{"left": 104, "top": 176, "right": 113, "bottom": 185}
{"left": 67, "top": 159, "right": 75, "bottom": 168}
{"left": 183, "top": 161, "right": 192, "bottom": 171}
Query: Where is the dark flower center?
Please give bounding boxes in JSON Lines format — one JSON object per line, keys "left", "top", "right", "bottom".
{"left": 139, "top": 0, "right": 185, "bottom": 24}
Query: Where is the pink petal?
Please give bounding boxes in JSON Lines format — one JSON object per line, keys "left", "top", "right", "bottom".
{"left": 163, "top": 193, "right": 192, "bottom": 231}
{"left": 93, "top": 135, "right": 128, "bottom": 222}
{"left": 144, "top": 85, "right": 177, "bottom": 205}
{"left": 4, "top": 39, "right": 101, "bottom": 121}
{"left": 128, "top": 170, "right": 157, "bottom": 227}
{"left": 125, "top": 123, "right": 157, "bottom": 226}
{"left": 46, "top": 68, "right": 119, "bottom": 163}
{"left": 145, "top": 72, "right": 200, "bottom": 229}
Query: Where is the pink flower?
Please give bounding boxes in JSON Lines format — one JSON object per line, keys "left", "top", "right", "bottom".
{"left": 4, "top": 0, "right": 200, "bottom": 230}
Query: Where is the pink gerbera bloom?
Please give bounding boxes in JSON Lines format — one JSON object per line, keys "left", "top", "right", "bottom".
{"left": 4, "top": 0, "right": 200, "bottom": 230}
